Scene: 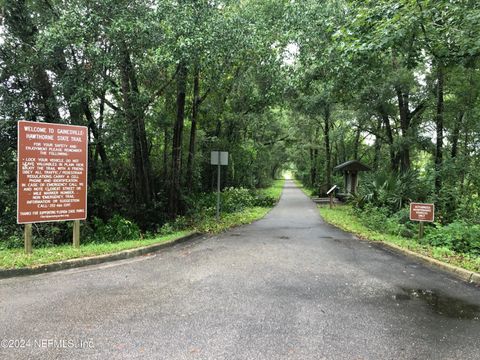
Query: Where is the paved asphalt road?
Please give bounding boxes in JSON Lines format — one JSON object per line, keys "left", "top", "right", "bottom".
{"left": 1, "top": 180, "right": 479, "bottom": 360}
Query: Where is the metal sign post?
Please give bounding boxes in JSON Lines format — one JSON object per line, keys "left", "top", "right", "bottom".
{"left": 217, "top": 152, "right": 221, "bottom": 220}
{"left": 211, "top": 151, "right": 228, "bottom": 220}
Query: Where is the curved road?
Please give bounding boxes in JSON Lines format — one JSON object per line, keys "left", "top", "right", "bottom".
{"left": 1, "top": 180, "right": 479, "bottom": 359}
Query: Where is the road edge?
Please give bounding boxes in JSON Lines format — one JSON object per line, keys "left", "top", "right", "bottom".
{"left": 319, "top": 208, "right": 480, "bottom": 285}
{"left": 294, "top": 180, "right": 480, "bottom": 286}
{"left": 0, "top": 232, "right": 202, "bottom": 279}
{"left": 316, "top": 206, "right": 480, "bottom": 286}
{"left": 0, "top": 180, "right": 287, "bottom": 280}
{"left": 368, "top": 239, "right": 480, "bottom": 285}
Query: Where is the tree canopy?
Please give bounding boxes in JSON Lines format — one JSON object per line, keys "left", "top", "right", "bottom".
{"left": 1, "top": 0, "right": 480, "bottom": 247}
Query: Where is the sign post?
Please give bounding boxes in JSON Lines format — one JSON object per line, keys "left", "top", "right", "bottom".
{"left": 210, "top": 151, "right": 228, "bottom": 220}
{"left": 73, "top": 220, "right": 80, "bottom": 248}
{"left": 409, "top": 203, "right": 435, "bottom": 239}
{"left": 326, "top": 185, "right": 338, "bottom": 209}
{"left": 17, "top": 121, "right": 88, "bottom": 253}
{"left": 24, "top": 223, "right": 32, "bottom": 254}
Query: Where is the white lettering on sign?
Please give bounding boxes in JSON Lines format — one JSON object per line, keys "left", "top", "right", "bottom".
{"left": 17, "top": 121, "right": 88, "bottom": 224}
{"left": 409, "top": 203, "right": 435, "bottom": 222}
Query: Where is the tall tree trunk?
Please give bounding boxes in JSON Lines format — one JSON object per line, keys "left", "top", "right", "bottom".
{"left": 120, "top": 47, "right": 153, "bottom": 207}
{"left": 169, "top": 62, "right": 188, "bottom": 218}
{"left": 324, "top": 107, "right": 332, "bottom": 189}
{"left": 334, "top": 141, "right": 339, "bottom": 168}
{"left": 353, "top": 124, "right": 361, "bottom": 159}
{"left": 460, "top": 129, "right": 469, "bottom": 194}
{"left": 31, "top": 66, "right": 62, "bottom": 122}
{"left": 52, "top": 47, "right": 83, "bottom": 124}
{"left": 309, "top": 147, "right": 318, "bottom": 186}
{"left": 434, "top": 64, "right": 444, "bottom": 196}
{"left": 186, "top": 64, "right": 200, "bottom": 189}
{"left": 82, "top": 99, "right": 111, "bottom": 175}
{"left": 373, "top": 116, "right": 383, "bottom": 170}
{"left": 379, "top": 108, "right": 398, "bottom": 172}
{"left": 396, "top": 89, "right": 411, "bottom": 173}
{"left": 163, "top": 127, "right": 169, "bottom": 179}
{"left": 52, "top": 44, "right": 113, "bottom": 178}
{"left": 309, "top": 148, "right": 314, "bottom": 186}
{"left": 451, "top": 112, "right": 463, "bottom": 159}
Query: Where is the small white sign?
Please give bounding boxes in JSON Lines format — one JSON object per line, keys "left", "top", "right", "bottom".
{"left": 326, "top": 185, "right": 338, "bottom": 195}
{"left": 211, "top": 151, "right": 228, "bottom": 165}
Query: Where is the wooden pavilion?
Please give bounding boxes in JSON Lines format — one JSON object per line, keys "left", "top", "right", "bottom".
{"left": 333, "top": 160, "right": 371, "bottom": 195}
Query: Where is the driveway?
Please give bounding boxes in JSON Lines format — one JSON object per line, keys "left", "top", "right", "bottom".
{"left": 0, "top": 180, "right": 479, "bottom": 359}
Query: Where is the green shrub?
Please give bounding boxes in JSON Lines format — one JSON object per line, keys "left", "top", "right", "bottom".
{"left": 91, "top": 215, "right": 141, "bottom": 243}
{"left": 252, "top": 193, "right": 277, "bottom": 207}
{"left": 424, "top": 222, "right": 480, "bottom": 256}
{"left": 222, "top": 187, "right": 255, "bottom": 212}
{"left": 355, "top": 205, "right": 417, "bottom": 239}
{"left": 186, "top": 186, "right": 272, "bottom": 216}
{"left": 353, "top": 170, "right": 431, "bottom": 212}
{"left": 0, "top": 224, "right": 65, "bottom": 249}
{"left": 0, "top": 235, "right": 23, "bottom": 250}
{"left": 184, "top": 192, "right": 217, "bottom": 217}
{"left": 455, "top": 195, "right": 480, "bottom": 225}
{"left": 158, "top": 222, "right": 175, "bottom": 236}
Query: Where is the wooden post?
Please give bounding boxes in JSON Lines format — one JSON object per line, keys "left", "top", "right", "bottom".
{"left": 73, "top": 220, "right": 80, "bottom": 248}
{"left": 24, "top": 223, "right": 32, "bottom": 254}
{"left": 418, "top": 222, "right": 424, "bottom": 240}
{"left": 329, "top": 194, "right": 333, "bottom": 209}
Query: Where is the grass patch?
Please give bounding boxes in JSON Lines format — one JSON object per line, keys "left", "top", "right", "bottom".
{"left": 0, "top": 230, "right": 193, "bottom": 269}
{"left": 0, "top": 179, "right": 285, "bottom": 270}
{"left": 258, "top": 178, "right": 285, "bottom": 200}
{"left": 319, "top": 205, "right": 480, "bottom": 273}
{"left": 194, "top": 207, "right": 272, "bottom": 233}
{"left": 194, "top": 178, "right": 285, "bottom": 233}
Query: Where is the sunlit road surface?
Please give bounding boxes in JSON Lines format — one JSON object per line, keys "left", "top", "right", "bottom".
{"left": 1, "top": 180, "right": 479, "bottom": 359}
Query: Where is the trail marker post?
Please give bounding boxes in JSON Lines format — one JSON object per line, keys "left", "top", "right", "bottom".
{"left": 409, "top": 203, "right": 435, "bottom": 240}
{"left": 326, "top": 185, "right": 338, "bottom": 209}
{"left": 210, "top": 151, "right": 228, "bottom": 220}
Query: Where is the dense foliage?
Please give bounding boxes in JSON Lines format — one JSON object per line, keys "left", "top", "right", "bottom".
{"left": 1, "top": 0, "right": 479, "bottom": 258}
{"left": 284, "top": 0, "right": 480, "bottom": 257}
{"left": 0, "top": 0, "right": 290, "bottom": 246}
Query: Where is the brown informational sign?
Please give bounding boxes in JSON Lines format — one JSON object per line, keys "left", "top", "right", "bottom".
{"left": 17, "top": 121, "right": 88, "bottom": 224}
{"left": 409, "top": 203, "right": 435, "bottom": 222}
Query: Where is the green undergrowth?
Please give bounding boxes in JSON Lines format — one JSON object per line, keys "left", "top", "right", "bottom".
{"left": 319, "top": 205, "right": 480, "bottom": 273}
{"left": 258, "top": 178, "right": 285, "bottom": 200}
{"left": 191, "top": 178, "right": 284, "bottom": 233}
{"left": 0, "top": 179, "right": 285, "bottom": 270}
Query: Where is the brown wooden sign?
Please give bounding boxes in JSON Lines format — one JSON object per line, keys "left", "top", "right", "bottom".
{"left": 17, "top": 121, "right": 88, "bottom": 224}
{"left": 409, "top": 203, "right": 435, "bottom": 222}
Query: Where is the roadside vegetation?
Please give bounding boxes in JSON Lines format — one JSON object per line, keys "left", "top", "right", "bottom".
{"left": 0, "top": 1, "right": 291, "bottom": 252}
{"left": 0, "top": 179, "right": 284, "bottom": 269}
{"left": 295, "top": 177, "right": 479, "bottom": 273}
{"left": 319, "top": 205, "right": 480, "bottom": 273}
{"left": 287, "top": 1, "right": 480, "bottom": 274}
{"left": 1, "top": 1, "right": 479, "bottom": 272}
